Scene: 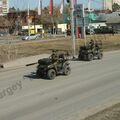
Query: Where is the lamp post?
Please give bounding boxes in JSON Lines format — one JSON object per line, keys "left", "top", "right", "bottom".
{"left": 70, "top": 0, "right": 76, "bottom": 58}
{"left": 28, "top": 1, "right": 30, "bottom": 39}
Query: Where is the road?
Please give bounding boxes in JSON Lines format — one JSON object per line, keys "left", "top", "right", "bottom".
{"left": 0, "top": 51, "right": 120, "bottom": 120}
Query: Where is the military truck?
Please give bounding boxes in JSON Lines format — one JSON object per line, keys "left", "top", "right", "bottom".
{"left": 36, "top": 50, "right": 71, "bottom": 80}
{"left": 78, "top": 40, "right": 103, "bottom": 61}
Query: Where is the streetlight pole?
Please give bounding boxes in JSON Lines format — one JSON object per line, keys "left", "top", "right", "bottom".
{"left": 28, "top": 1, "right": 30, "bottom": 39}
{"left": 70, "top": 0, "right": 76, "bottom": 58}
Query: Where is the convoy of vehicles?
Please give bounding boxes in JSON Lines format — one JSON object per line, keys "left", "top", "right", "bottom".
{"left": 36, "top": 41, "right": 103, "bottom": 79}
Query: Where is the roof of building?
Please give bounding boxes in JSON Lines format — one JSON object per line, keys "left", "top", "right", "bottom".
{"left": 97, "top": 12, "right": 120, "bottom": 24}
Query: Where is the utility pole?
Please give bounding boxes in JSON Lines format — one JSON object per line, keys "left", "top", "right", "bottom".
{"left": 70, "top": 0, "right": 76, "bottom": 58}
{"left": 28, "top": 2, "right": 30, "bottom": 39}
{"left": 103, "top": 0, "right": 107, "bottom": 10}
{"left": 34, "top": 12, "right": 36, "bottom": 34}
{"left": 38, "top": 0, "right": 42, "bottom": 15}
{"left": 88, "top": 0, "right": 91, "bottom": 12}
{"left": 81, "top": 4, "right": 86, "bottom": 39}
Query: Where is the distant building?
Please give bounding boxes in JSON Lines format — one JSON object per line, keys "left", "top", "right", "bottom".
{"left": 97, "top": 11, "right": 120, "bottom": 33}
{"left": 22, "top": 25, "right": 43, "bottom": 34}
{"left": 103, "top": 0, "right": 120, "bottom": 11}
{"left": 114, "top": 0, "right": 120, "bottom": 5}
{"left": 0, "top": 0, "right": 9, "bottom": 16}
{"left": 57, "top": 24, "right": 67, "bottom": 33}
{"left": 103, "top": 0, "right": 113, "bottom": 10}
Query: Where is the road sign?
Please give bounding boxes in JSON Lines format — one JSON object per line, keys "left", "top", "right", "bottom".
{"left": 76, "top": 17, "right": 90, "bottom": 27}
{"left": 74, "top": 4, "right": 85, "bottom": 18}
{"left": 74, "top": 4, "right": 86, "bottom": 39}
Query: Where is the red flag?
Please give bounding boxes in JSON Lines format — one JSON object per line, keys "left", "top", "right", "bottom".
{"left": 49, "top": 0, "right": 53, "bottom": 16}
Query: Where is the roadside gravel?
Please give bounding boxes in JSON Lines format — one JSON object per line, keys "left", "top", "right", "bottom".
{"left": 83, "top": 103, "right": 120, "bottom": 120}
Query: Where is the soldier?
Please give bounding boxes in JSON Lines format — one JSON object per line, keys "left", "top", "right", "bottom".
{"left": 95, "top": 41, "right": 99, "bottom": 51}
{"left": 51, "top": 50, "right": 58, "bottom": 61}
{"left": 89, "top": 39, "right": 95, "bottom": 50}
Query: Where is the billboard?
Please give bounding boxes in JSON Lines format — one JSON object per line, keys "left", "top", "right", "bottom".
{"left": 0, "top": 0, "right": 8, "bottom": 16}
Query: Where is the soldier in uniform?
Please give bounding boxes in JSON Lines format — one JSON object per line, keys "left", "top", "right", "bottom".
{"left": 89, "top": 39, "right": 95, "bottom": 50}
{"left": 51, "top": 50, "right": 58, "bottom": 61}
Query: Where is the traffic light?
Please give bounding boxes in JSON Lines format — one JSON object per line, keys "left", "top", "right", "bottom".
{"left": 66, "top": 0, "right": 70, "bottom": 3}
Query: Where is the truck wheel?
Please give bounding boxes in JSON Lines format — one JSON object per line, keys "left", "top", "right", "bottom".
{"left": 63, "top": 66, "right": 71, "bottom": 75}
{"left": 98, "top": 52, "right": 103, "bottom": 59}
{"left": 87, "top": 53, "right": 93, "bottom": 61}
{"left": 47, "top": 69, "right": 56, "bottom": 80}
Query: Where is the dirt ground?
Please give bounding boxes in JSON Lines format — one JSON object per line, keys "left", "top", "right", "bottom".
{"left": 0, "top": 34, "right": 120, "bottom": 63}
{"left": 82, "top": 103, "right": 120, "bottom": 120}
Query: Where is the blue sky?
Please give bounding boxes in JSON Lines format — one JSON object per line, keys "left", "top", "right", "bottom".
{"left": 9, "top": 0, "right": 103, "bottom": 10}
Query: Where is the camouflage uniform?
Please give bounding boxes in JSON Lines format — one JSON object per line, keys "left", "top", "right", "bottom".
{"left": 51, "top": 50, "right": 58, "bottom": 61}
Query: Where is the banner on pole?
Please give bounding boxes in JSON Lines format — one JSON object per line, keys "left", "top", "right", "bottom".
{"left": 49, "top": 0, "right": 53, "bottom": 16}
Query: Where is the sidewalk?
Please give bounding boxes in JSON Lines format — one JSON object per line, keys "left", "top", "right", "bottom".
{"left": 0, "top": 54, "right": 49, "bottom": 69}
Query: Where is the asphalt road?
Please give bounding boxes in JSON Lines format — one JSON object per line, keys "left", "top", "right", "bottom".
{"left": 0, "top": 51, "right": 120, "bottom": 120}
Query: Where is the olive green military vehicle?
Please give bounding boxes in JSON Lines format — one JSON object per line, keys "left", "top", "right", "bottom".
{"left": 36, "top": 50, "right": 71, "bottom": 80}
{"left": 78, "top": 40, "right": 103, "bottom": 61}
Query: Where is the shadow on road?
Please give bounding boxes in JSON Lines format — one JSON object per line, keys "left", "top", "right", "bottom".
{"left": 23, "top": 72, "right": 49, "bottom": 80}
